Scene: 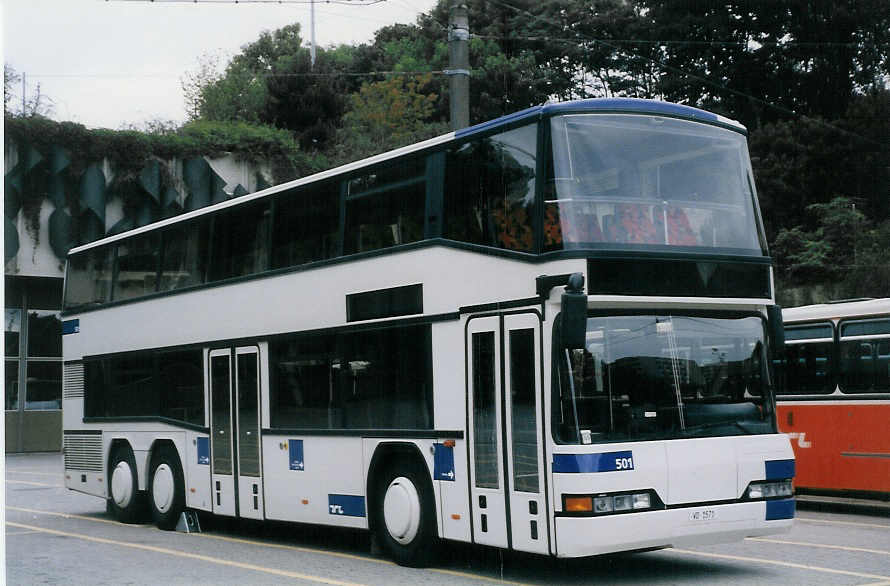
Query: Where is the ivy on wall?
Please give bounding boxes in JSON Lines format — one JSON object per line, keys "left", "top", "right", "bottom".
{"left": 4, "top": 115, "right": 314, "bottom": 263}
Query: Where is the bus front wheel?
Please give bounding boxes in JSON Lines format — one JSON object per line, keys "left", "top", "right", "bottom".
{"left": 373, "top": 461, "right": 438, "bottom": 567}
{"left": 148, "top": 444, "right": 185, "bottom": 530}
{"left": 108, "top": 444, "right": 146, "bottom": 523}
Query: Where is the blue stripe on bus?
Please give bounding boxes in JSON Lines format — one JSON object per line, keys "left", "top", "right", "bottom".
{"left": 62, "top": 319, "right": 80, "bottom": 335}
{"left": 328, "top": 494, "right": 366, "bottom": 517}
{"left": 454, "top": 99, "right": 731, "bottom": 140}
{"left": 543, "top": 98, "right": 723, "bottom": 123}
{"left": 765, "top": 459, "right": 795, "bottom": 480}
{"left": 765, "top": 498, "right": 796, "bottom": 520}
{"left": 552, "top": 451, "right": 634, "bottom": 473}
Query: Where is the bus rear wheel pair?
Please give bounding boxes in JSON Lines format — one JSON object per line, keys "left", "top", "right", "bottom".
{"left": 108, "top": 444, "right": 185, "bottom": 530}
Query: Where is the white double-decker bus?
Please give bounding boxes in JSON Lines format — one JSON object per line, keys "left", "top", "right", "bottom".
{"left": 62, "top": 98, "right": 794, "bottom": 566}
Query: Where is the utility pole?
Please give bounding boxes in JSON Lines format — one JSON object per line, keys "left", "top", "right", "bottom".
{"left": 310, "top": 0, "right": 317, "bottom": 69}
{"left": 447, "top": 1, "right": 469, "bottom": 131}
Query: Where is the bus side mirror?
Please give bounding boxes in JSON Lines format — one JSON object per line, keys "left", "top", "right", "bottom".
{"left": 767, "top": 305, "right": 784, "bottom": 354}
{"left": 561, "top": 273, "right": 587, "bottom": 349}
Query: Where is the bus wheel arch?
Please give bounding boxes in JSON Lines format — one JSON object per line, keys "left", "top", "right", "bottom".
{"left": 108, "top": 440, "right": 147, "bottom": 523}
{"left": 367, "top": 442, "right": 439, "bottom": 567}
{"left": 147, "top": 440, "right": 185, "bottom": 530}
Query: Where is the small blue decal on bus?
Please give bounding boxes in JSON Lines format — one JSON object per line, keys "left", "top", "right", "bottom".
{"left": 62, "top": 319, "right": 80, "bottom": 335}
{"left": 196, "top": 437, "right": 210, "bottom": 465}
{"left": 433, "top": 443, "right": 455, "bottom": 481}
{"left": 289, "top": 440, "right": 304, "bottom": 471}
{"left": 765, "top": 459, "right": 795, "bottom": 480}
{"left": 328, "top": 494, "right": 366, "bottom": 517}
{"left": 552, "top": 451, "right": 634, "bottom": 473}
{"left": 765, "top": 498, "right": 795, "bottom": 520}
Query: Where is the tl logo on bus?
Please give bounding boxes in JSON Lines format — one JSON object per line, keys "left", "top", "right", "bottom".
{"left": 787, "top": 432, "right": 812, "bottom": 448}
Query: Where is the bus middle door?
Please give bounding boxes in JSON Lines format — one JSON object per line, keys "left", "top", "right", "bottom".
{"left": 208, "top": 345, "right": 264, "bottom": 520}
{"left": 466, "top": 312, "right": 548, "bottom": 554}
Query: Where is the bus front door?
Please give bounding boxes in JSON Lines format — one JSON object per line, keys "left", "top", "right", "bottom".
{"left": 467, "top": 313, "right": 548, "bottom": 554}
{"left": 208, "top": 345, "right": 264, "bottom": 520}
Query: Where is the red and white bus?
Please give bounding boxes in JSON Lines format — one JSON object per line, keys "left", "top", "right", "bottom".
{"left": 777, "top": 298, "right": 890, "bottom": 498}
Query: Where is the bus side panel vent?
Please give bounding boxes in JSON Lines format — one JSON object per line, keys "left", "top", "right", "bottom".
{"left": 63, "top": 434, "right": 103, "bottom": 472}
{"left": 63, "top": 363, "right": 85, "bottom": 399}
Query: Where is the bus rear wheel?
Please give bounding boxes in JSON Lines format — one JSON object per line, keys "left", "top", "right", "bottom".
{"left": 373, "top": 461, "right": 438, "bottom": 567}
{"left": 148, "top": 444, "right": 185, "bottom": 530}
{"left": 108, "top": 445, "right": 146, "bottom": 524}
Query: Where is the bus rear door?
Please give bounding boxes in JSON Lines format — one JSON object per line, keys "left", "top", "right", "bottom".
{"left": 208, "top": 345, "right": 264, "bottom": 519}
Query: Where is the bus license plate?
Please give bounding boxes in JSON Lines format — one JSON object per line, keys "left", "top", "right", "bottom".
{"left": 689, "top": 509, "right": 716, "bottom": 521}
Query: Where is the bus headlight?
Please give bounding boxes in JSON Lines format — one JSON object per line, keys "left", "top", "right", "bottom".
{"left": 566, "top": 490, "right": 660, "bottom": 516}
{"left": 746, "top": 479, "right": 793, "bottom": 500}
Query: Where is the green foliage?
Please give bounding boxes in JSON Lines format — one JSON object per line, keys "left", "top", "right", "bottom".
{"left": 330, "top": 74, "right": 447, "bottom": 167}
{"left": 4, "top": 114, "right": 311, "bottom": 184}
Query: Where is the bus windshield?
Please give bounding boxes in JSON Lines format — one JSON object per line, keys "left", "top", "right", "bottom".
{"left": 554, "top": 314, "right": 772, "bottom": 444}
{"left": 545, "top": 114, "right": 765, "bottom": 254}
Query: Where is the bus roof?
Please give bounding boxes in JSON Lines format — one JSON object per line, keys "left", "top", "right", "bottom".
{"left": 455, "top": 98, "right": 745, "bottom": 138}
{"left": 783, "top": 298, "right": 890, "bottom": 323}
{"left": 69, "top": 98, "right": 745, "bottom": 256}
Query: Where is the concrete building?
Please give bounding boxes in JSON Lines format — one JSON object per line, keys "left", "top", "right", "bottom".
{"left": 5, "top": 140, "right": 271, "bottom": 452}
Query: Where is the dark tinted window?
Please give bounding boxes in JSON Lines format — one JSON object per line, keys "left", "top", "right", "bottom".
{"left": 272, "top": 183, "right": 340, "bottom": 268}
{"left": 26, "top": 362, "right": 62, "bottom": 410}
{"left": 5, "top": 309, "right": 21, "bottom": 357}
{"left": 444, "top": 124, "right": 537, "bottom": 252}
{"left": 157, "top": 349, "right": 205, "bottom": 426}
{"left": 208, "top": 200, "right": 271, "bottom": 281}
{"left": 113, "top": 232, "right": 160, "bottom": 301}
{"left": 781, "top": 342, "right": 835, "bottom": 394}
{"left": 269, "top": 324, "right": 433, "bottom": 430}
{"left": 510, "top": 328, "right": 538, "bottom": 493}
{"left": 6, "top": 359, "right": 18, "bottom": 410}
{"left": 159, "top": 220, "right": 209, "bottom": 292}
{"left": 344, "top": 157, "right": 425, "bottom": 255}
{"left": 841, "top": 319, "right": 890, "bottom": 337}
{"left": 84, "top": 349, "right": 204, "bottom": 425}
{"left": 346, "top": 284, "right": 423, "bottom": 322}
{"left": 839, "top": 319, "right": 890, "bottom": 393}
{"left": 785, "top": 324, "right": 833, "bottom": 341}
{"left": 27, "top": 310, "right": 61, "bottom": 357}
{"left": 64, "top": 246, "right": 114, "bottom": 308}
{"left": 472, "top": 331, "right": 498, "bottom": 489}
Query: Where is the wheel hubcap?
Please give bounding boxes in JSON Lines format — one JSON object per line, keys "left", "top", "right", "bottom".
{"left": 111, "top": 461, "right": 133, "bottom": 508}
{"left": 383, "top": 476, "right": 421, "bottom": 545}
{"left": 152, "top": 463, "right": 175, "bottom": 513}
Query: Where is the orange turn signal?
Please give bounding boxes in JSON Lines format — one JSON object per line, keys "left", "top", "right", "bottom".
{"left": 443, "top": 440, "right": 456, "bottom": 448}
{"left": 564, "top": 496, "right": 593, "bottom": 512}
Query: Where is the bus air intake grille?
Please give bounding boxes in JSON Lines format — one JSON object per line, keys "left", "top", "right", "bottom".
{"left": 63, "top": 434, "right": 102, "bottom": 472}
{"left": 63, "top": 363, "right": 85, "bottom": 399}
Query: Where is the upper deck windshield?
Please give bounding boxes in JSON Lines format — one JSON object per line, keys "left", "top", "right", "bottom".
{"left": 554, "top": 314, "right": 773, "bottom": 445}
{"left": 545, "top": 114, "right": 766, "bottom": 255}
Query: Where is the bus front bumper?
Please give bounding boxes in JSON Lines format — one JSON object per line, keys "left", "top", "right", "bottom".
{"left": 554, "top": 499, "right": 794, "bottom": 558}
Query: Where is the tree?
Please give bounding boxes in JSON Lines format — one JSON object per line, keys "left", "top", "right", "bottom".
{"left": 192, "top": 24, "right": 350, "bottom": 149}
{"left": 330, "top": 73, "right": 447, "bottom": 166}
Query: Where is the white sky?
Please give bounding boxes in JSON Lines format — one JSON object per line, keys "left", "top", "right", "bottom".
{"left": 2, "top": 0, "right": 438, "bottom": 129}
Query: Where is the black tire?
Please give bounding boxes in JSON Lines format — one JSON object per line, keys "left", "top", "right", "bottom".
{"left": 148, "top": 444, "right": 185, "bottom": 531}
{"left": 372, "top": 459, "right": 439, "bottom": 567}
{"left": 108, "top": 444, "right": 146, "bottom": 524}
